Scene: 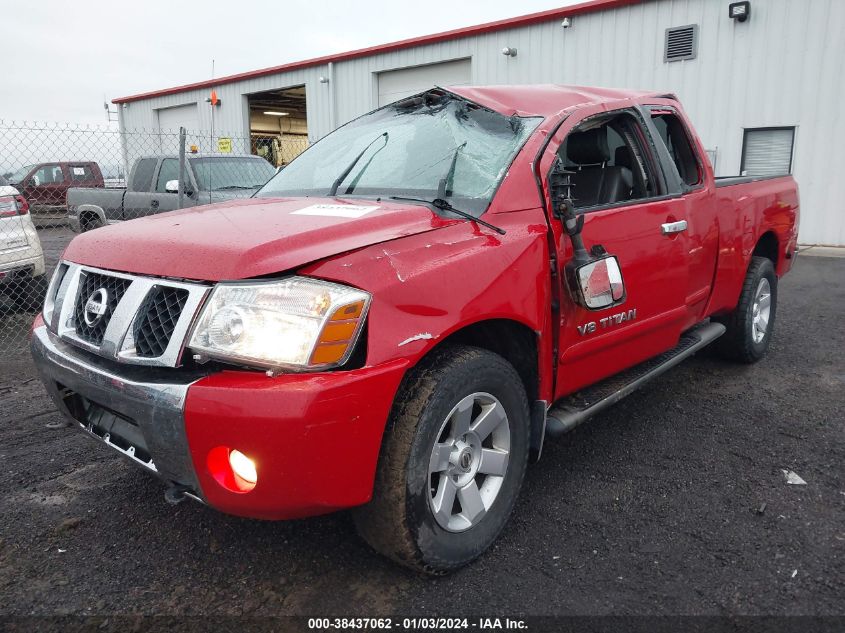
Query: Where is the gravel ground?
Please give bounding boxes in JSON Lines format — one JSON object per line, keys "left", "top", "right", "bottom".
{"left": 0, "top": 233, "right": 842, "bottom": 621}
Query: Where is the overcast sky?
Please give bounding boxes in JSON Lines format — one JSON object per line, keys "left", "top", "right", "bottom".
{"left": 3, "top": 0, "right": 580, "bottom": 125}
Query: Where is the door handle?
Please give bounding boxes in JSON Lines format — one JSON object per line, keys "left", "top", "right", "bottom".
{"left": 661, "top": 220, "right": 688, "bottom": 235}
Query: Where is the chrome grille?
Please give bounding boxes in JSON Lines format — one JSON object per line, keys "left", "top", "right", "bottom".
{"left": 73, "top": 271, "right": 131, "bottom": 345}
{"left": 134, "top": 286, "right": 190, "bottom": 358}
{"left": 48, "top": 262, "right": 210, "bottom": 368}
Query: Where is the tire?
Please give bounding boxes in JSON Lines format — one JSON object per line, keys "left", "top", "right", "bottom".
{"left": 713, "top": 256, "right": 777, "bottom": 363}
{"left": 80, "top": 212, "right": 103, "bottom": 232}
{"left": 3, "top": 274, "right": 48, "bottom": 313}
{"left": 354, "top": 345, "right": 529, "bottom": 574}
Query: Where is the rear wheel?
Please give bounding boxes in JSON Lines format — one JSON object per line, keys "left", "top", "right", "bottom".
{"left": 714, "top": 256, "right": 777, "bottom": 363}
{"left": 354, "top": 345, "right": 529, "bottom": 574}
{"left": 80, "top": 212, "right": 103, "bottom": 232}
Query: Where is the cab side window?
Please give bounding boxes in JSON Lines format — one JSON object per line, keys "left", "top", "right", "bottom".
{"left": 32, "top": 164, "right": 64, "bottom": 185}
{"left": 557, "top": 113, "right": 661, "bottom": 209}
{"left": 650, "top": 112, "right": 702, "bottom": 187}
{"left": 155, "top": 159, "right": 180, "bottom": 193}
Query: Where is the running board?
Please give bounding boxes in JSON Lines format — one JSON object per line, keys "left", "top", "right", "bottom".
{"left": 545, "top": 321, "right": 726, "bottom": 437}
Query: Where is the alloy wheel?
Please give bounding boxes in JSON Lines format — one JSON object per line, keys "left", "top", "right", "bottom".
{"left": 427, "top": 392, "right": 510, "bottom": 532}
{"left": 751, "top": 277, "right": 772, "bottom": 344}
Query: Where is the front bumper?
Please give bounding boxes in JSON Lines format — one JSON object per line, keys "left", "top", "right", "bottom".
{"left": 31, "top": 325, "right": 408, "bottom": 520}
{"left": 31, "top": 325, "right": 202, "bottom": 494}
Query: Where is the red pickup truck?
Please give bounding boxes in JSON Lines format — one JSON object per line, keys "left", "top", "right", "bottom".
{"left": 8, "top": 161, "right": 104, "bottom": 216}
{"left": 31, "top": 85, "right": 799, "bottom": 573}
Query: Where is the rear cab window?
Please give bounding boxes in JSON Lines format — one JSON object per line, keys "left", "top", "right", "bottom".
{"left": 69, "top": 164, "right": 94, "bottom": 182}
{"left": 648, "top": 109, "right": 703, "bottom": 188}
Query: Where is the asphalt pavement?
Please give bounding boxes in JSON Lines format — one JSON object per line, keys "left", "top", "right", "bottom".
{"left": 0, "top": 233, "right": 842, "bottom": 623}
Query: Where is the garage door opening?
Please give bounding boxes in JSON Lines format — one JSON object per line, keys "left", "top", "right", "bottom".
{"left": 248, "top": 86, "right": 308, "bottom": 167}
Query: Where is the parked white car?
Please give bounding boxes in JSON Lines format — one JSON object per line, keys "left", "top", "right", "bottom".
{"left": 0, "top": 175, "right": 47, "bottom": 309}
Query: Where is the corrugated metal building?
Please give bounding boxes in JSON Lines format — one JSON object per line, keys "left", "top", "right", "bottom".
{"left": 114, "top": 0, "right": 845, "bottom": 246}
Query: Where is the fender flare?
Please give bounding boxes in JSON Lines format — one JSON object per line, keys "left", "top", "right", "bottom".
{"left": 75, "top": 204, "right": 107, "bottom": 227}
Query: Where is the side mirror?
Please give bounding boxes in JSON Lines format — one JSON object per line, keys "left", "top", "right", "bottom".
{"left": 549, "top": 160, "right": 577, "bottom": 221}
{"left": 575, "top": 255, "right": 625, "bottom": 310}
{"left": 165, "top": 179, "right": 179, "bottom": 193}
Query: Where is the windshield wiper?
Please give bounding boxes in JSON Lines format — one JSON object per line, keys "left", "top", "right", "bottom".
{"left": 390, "top": 196, "right": 506, "bottom": 235}
{"left": 436, "top": 142, "right": 467, "bottom": 199}
{"left": 329, "top": 132, "right": 389, "bottom": 197}
{"left": 213, "top": 185, "right": 255, "bottom": 191}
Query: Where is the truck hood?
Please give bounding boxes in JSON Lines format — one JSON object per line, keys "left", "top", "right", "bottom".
{"left": 63, "top": 197, "right": 449, "bottom": 281}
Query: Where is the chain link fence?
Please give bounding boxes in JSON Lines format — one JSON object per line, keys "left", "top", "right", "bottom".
{"left": 0, "top": 119, "right": 308, "bottom": 359}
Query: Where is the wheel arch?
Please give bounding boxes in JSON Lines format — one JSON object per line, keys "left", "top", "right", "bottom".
{"left": 752, "top": 230, "right": 779, "bottom": 268}
{"left": 405, "top": 317, "right": 540, "bottom": 404}
{"left": 76, "top": 204, "right": 106, "bottom": 229}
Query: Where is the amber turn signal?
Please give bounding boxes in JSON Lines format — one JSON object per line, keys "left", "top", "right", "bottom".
{"left": 310, "top": 299, "right": 367, "bottom": 366}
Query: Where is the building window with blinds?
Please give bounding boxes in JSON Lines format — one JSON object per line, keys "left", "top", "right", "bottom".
{"left": 741, "top": 127, "right": 795, "bottom": 177}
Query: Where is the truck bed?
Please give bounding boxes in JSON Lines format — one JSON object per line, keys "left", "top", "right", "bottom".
{"left": 714, "top": 174, "right": 792, "bottom": 188}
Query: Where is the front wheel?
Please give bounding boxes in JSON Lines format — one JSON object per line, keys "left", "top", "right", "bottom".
{"left": 354, "top": 345, "right": 529, "bottom": 574}
{"left": 714, "top": 256, "right": 778, "bottom": 363}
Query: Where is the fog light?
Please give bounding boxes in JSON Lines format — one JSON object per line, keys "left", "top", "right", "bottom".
{"left": 229, "top": 449, "right": 257, "bottom": 484}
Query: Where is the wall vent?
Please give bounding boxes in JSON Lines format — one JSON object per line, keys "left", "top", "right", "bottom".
{"left": 664, "top": 25, "right": 698, "bottom": 62}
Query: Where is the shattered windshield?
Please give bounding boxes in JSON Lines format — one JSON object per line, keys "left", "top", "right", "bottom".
{"left": 256, "top": 92, "right": 542, "bottom": 215}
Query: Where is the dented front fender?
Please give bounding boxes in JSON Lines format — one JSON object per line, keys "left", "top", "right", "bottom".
{"left": 301, "top": 207, "right": 556, "bottom": 401}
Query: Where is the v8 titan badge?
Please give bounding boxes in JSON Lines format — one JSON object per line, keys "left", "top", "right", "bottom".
{"left": 577, "top": 308, "right": 637, "bottom": 336}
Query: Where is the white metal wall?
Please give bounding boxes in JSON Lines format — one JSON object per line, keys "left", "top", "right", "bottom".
{"left": 377, "top": 59, "right": 472, "bottom": 106}
{"left": 119, "top": 0, "right": 845, "bottom": 245}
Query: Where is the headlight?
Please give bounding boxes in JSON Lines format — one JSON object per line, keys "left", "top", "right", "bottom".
{"left": 188, "top": 276, "right": 370, "bottom": 370}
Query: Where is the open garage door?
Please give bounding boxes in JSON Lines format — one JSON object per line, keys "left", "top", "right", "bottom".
{"left": 247, "top": 86, "right": 308, "bottom": 167}
{"left": 377, "top": 59, "right": 471, "bottom": 107}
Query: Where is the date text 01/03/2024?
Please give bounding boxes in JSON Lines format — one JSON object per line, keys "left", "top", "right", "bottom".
{"left": 306, "top": 617, "right": 528, "bottom": 630}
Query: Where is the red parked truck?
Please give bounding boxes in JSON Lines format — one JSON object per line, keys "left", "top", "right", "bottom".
{"left": 31, "top": 85, "right": 799, "bottom": 573}
{"left": 8, "top": 161, "right": 104, "bottom": 217}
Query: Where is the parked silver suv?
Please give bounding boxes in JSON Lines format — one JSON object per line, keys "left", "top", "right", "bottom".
{"left": 0, "top": 175, "right": 47, "bottom": 309}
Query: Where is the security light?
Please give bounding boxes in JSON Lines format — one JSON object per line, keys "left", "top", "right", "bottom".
{"left": 502, "top": 47, "right": 518, "bottom": 57}
{"left": 561, "top": 17, "right": 571, "bottom": 28}
{"left": 729, "top": 1, "right": 750, "bottom": 22}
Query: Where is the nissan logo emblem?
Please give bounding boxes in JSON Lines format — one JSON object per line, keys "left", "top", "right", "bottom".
{"left": 83, "top": 288, "right": 109, "bottom": 326}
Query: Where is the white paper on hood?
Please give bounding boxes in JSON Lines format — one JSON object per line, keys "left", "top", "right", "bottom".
{"left": 292, "top": 204, "right": 379, "bottom": 219}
